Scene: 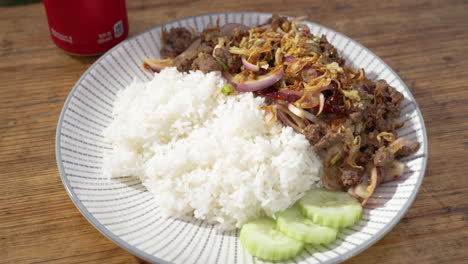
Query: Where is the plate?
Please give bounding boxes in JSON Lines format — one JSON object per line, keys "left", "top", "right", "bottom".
{"left": 56, "top": 12, "right": 428, "bottom": 264}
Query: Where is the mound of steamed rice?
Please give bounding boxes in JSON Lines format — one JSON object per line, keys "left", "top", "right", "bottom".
{"left": 103, "top": 68, "right": 322, "bottom": 230}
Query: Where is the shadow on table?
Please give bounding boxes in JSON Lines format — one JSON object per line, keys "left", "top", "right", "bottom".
{"left": 0, "top": 0, "right": 41, "bottom": 6}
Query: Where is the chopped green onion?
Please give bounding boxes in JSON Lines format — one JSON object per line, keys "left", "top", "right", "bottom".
{"left": 221, "top": 84, "right": 234, "bottom": 95}
{"left": 313, "top": 36, "right": 321, "bottom": 41}
{"left": 215, "top": 57, "right": 229, "bottom": 71}
{"left": 198, "top": 52, "right": 204, "bottom": 57}
{"left": 383, "top": 148, "right": 390, "bottom": 152}
{"left": 330, "top": 152, "right": 342, "bottom": 165}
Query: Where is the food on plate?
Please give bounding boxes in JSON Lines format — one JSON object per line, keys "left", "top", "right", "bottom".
{"left": 276, "top": 205, "right": 338, "bottom": 244}
{"left": 240, "top": 217, "right": 305, "bottom": 262}
{"left": 298, "top": 187, "right": 362, "bottom": 229}
{"left": 102, "top": 68, "right": 322, "bottom": 231}
{"left": 101, "top": 14, "right": 421, "bottom": 262}
{"left": 241, "top": 187, "right": 362, "bottom": 261}
{"left": 144, "top": 14, "right": 420, "bottom": 204}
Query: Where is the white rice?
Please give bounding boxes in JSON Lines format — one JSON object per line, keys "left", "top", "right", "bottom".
{"left": 103, "top": 68, "right": 322, "bottom": 230}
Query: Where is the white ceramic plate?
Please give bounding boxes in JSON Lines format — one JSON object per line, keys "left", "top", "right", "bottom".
{"left": 56, "top": 12, "right": 428, "bottom": 264}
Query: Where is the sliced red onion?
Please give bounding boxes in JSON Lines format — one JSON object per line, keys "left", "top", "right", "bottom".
{"left": 259, "top": 91, "right": 300, "bottom": 102}
{"left": 315, "top": 83, "right": 335, "bottom": 93}
{"left": 241, "top": 57, "right": 259, "bottom": 71}
{"left": 143, "top": 61, "right": 164, "bottom": 72}
{"left": 142, "top": 58, "right": 173, "bottom": 73}
{"left": 347, "top": 167, "right": 378, "bottom": 206}
{"left": 175, "top": 38, "right": 201, "bottom": 60}
{"left": 279, "top": 89, "right": 303, "bottom": 97}
{"left": 287, "top": 103, "right": 324, "bottom": 125}
{"left": 288, "top": 104, "right": 310, "bottom": 119}
{"left": 389, "top": 137, "right": 411, "bottom": 154}
{"left": 351, "top": 177, "right": 372, "bottom": 199}
{"left": 223, "top": 68, "right": 284, "bottom": 92}
{"left": 362, "top": 167, "right": 378, "bottom": 205}
{"left": 277, "top": 109, "right": 302, "bottom": 133}
{"left": 297, "top": 24, "right": 311, "bottom": 35}
{"left": 381, "top": 161, "right": 405, "bottom": 183}
{"left": 219, "top": 23, "right": 249, "bottom": 37}
{"left": 322, "top": 167, "right": 343, "bottom": 191}
{"left": 291, "top": 16, "right": 308, "bottom": 25}
{"left": 284, "top": 56, "right": 295, "bottom": 62}
{"left": 317, "top": 93, "right": 325, "bottom": 115}
{"left": 265, "top": 111, "right": 275, "bottom": 124}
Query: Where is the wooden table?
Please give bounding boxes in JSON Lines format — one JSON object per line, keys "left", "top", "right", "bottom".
{"left": 1, "top": 1, "right": 467, "bottom": 263}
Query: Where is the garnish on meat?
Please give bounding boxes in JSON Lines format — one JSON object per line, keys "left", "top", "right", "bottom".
{"left": 143, "top": 15, "right": 420, "bottom": 205}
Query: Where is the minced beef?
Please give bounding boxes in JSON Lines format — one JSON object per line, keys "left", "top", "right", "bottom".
{"left": 200, "top": 27, "right": 220, "bottom": 42}
{"left": 268, "top": 14, "right": 288, "bottom": 30}
{"left": 173, "top": 49, "right": 198, "bottom": 72}
{"left": 191, "top": 54, "right": 222, "bottom": 73}
{"left": 395, "top": 142, "right": 421, "bottom": 158}
{"left": 340, "top": 167, "right": 364, "bottom": 187}
{"left": 314, "top": 131, "right": 344, "bottom": 149}
{"left": 375, "top": 118, "right": 393, "bottom": 132}
{"left": 303, "top": 124, "right": 323, "bottom": 145}
{"left": 373, "top": 146, "right": 394, "bottom": 167}
{"left": 359, "top": 145, "right": 376, "bottom": 165}
{"left": 214, "top": 48, "right": 241, "bottom": 73}
{"left": 161, "top": 27, "right": 193, "bottom": 57}
{"left": 376, "top": 80, "right": 404, "bottom": 118}
{"left": 320, "top": 35, "right": 338, "bottom": 59}
{"left": 197, "top": 42, "right": 214, "bottom": 54}
{"left": 230, "top": 26, "right": 248, "bottom": 42}
{"left": 349, "top": 112, "right": 363, "bottom": 123}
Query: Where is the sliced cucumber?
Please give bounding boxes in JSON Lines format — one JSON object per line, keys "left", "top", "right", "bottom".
{"left": 299, "top": 188, "right": 362, "bottom": 229}
{"left": 276, "top": 206, "right": 338, "bottom": 244}
{"left": 240, "top": 217, "right": 304, "bottom": 262}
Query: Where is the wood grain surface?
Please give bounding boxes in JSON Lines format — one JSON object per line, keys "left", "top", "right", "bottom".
{"left": 1, "top": 0, "right": 467, "bottom": 263}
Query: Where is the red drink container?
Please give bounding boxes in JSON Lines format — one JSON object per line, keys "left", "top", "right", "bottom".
{"left": 43, "top": 0, "right": 129, "bottom": 56}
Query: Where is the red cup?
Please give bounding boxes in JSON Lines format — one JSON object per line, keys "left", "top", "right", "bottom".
{"left": 43, "top": 0, "right": 129, "bottom": 56}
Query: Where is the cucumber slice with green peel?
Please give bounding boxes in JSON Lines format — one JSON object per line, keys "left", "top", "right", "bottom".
{"left": 240, "top": 217, "right": 304, "bottom": 262}
{"left": 299, "top": 188, "right": 362, "bottom": 229}
{"left": 276, "top": 206, "right": 338, "bottom": 244}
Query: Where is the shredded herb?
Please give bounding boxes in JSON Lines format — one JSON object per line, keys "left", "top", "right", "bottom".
{"left": 330, "top": 152, "right": 342, "bottom": 165}
{"left": 198, "top": 52, "right": 204, "bottom": 57}
{"left": 221, "top": 84, "right": 234, "bottom": 95}
{"left": 377, "top": 132, "right": 395, "bottom": 142}
{"left": 215, "top": 57, "right": 229, "bottom": 71}
{"left": 313, "top": 36, "right": 321, "bottom": 41}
